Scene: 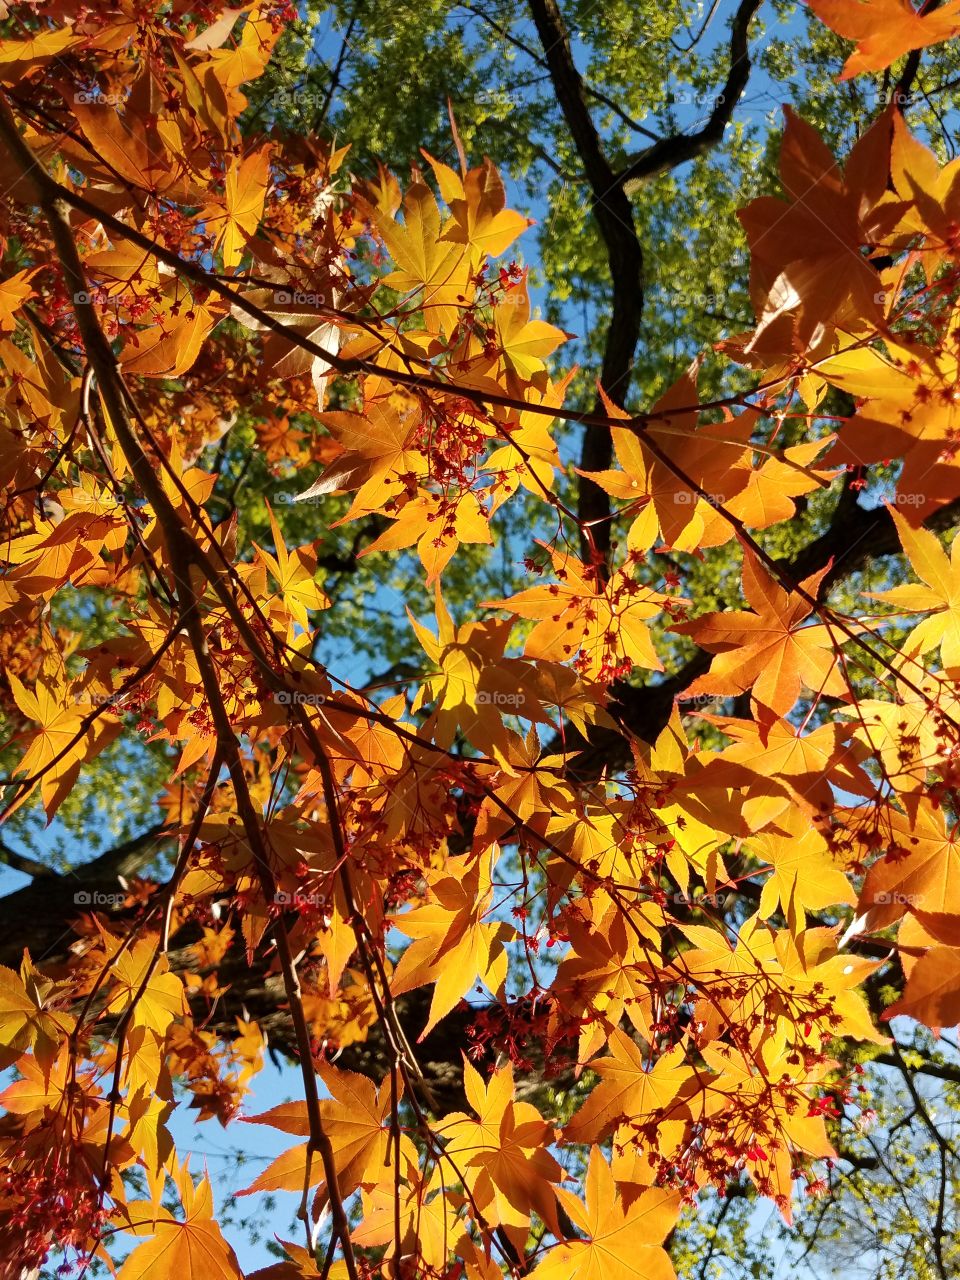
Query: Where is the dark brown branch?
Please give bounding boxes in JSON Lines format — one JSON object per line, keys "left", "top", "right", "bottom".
{"left": 78, "top": 823, "right": 175, "bottom": 882}
{"left": 619, "top": 0, "right": 763, "bottom": 194}
{"left": 0, "top": 839, "right": 58, "bottom": 879}
{"left": 527, "top": 0, "right": 644, "bottom": 566}
{"left": 871, "top": 1053, "right": 960, "bottom": 1087}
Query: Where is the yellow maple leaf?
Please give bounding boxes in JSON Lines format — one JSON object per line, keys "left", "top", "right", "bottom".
{"left": 0, "top": 267, "right": 35, "bottom": 332}
{"left": 494, "top": 273, "right": 568, "bottom": 380}
{"left": 751, "top": 808, "right": 856, "bottom": 929}
{"left": 869, "top": 506, "right": 960, "bottom": 668}
{"left": 203, "top": 145, "right": 272, "bottom": 269}
{"left": 106, "top": 941, "right": 187, "bottom": 1038}
{"left": 565, "top": 1028, "right": 693, "bottom": 1144}
{"left": 529, "top": 1148, "right": 678, "bottom": 1280}
{"left": 240, "top": 1065, "right": 416, "bottom": 1202}
{"left": 389, "top": 850, "right": 515, "bottom": 1038}
{"left": 8, "top": 670, "right": 121, "bottom": 821}
{"left": 117, "top": 1159, "right": 243, "bottom": 1280}
{"left": 374, "top": 179, "right": 470, "bottom": 336}
{"left": 255, "top": 504, "right": 330, "bottom": 631}
{"left": 437, "top": 1060, "right": 564, "bottom": 1247}
{"left": 484, "top": 538, "right": 669, "bottom": 681}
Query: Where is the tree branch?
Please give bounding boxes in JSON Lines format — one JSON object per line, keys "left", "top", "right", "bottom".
{"left": 619, "top": 0, "right": 763, "bottom": 194}
{"left": 0, "top": 839, "right": 58, "bottom": 879}
{"left": 527, "top": 0, "right": 644, "bottom": 566}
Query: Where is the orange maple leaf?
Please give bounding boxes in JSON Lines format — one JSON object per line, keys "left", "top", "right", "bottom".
{"left": 117, "top": 1160, "right": 243, "bottom": 1280}
{"left": 529, "top": 1148, "right": 679, "bottom": 1280}
{"left": 240, "top": 1064, "right": 415, "bottom": 1202}
{"left": 806, "top": 0, "right": 960, "bottom": 78}
{"left": 672, "top": 554, "right": 845, "bottom": 716}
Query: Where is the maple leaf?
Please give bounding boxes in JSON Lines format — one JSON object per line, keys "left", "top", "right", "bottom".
{"left": 68, "top": 89, "right": 192, "bottom": 197}
{"left": 105, "top": 941, "right": 187, "bottom": 1038}
{"left": 889, "top": 111, "right": 960, "bottom": 279}
{"left": 369, "top": 177, "right": 470, "bottom": 336}
{"left": 869, "top": 507, "right": 960, "bottom": 668}
{"left": 484, "top": 537, "right": 670, "bottom": 682}
{"left": 254, "top": 505, "right": 330, "bottom": 631}
{"left": 723, "top": 437, "right": 839, "bottom": 530}
{"left": 806, "top": 0, "right": 960, "bottom": 78}
{"left": 698, "top": 1039, "right": 836, "bottom": 1217}
{"left": 244, "top": 1238, "right": 332, "bottom": 1280}
{"left": 205, "top": 3, "right": 284, "bottom": 90}
{"left": 750, "top": 808, "right": 856, "bottom": 929}
{"left": 7, "top": 670, "right": 122, "bottom": 821}
{"left": 681, "top": 714, "right": 874, "bottom": 831}
{"left": 859, "top": 798, "right": 960, "bottom": 928}
{"left": 494, "top": 273, "right": 568, "bottom": 381}
{"left": 389, "top": 851, "right": 515, "bottom": 1038}
{"left": 735, "top": 107, "right": 902, "bottom": 359}
{"left": 565, "top": 1028, "right": 693, "bottom": 1144}
{"left": 483, "top": 371, "right": 570, "bottom": 504}
{"left": 841, "top": 670, "right": 960, "bottom": 807}
{"left": 885, "top": 937, "right": 960, "bottom": 1027}
{"left": 117, "top": 1160, "right": 243, "bottom": 1280}
{"left": 672, "top": 554, "right": 846, "bottom": 716}
{"left": 408, "top": 586, "right": 560, "bottom": 751}
{"left": 361, "top": 487, "right": 493, "bottom": 583}
{"left": 0, "top": 28, "right": 82, "bottom": 83}
{"left": 424, "top": 151, "right": 530, "bottom": 265}
{"left": 820, "top": 329, "right": 960, "bottom": 523}
{"left": 118, "top": 287, "right": 224, "bottom": 378}
{"left": 529, "top": 1148, "right": 678, "bottom": 1280}
{"left": 779, "top": 928, "right": 887, "bottom": 1047}
{"left": 240, "top": 1065, "right": 415, "bottom": 1201}
{"left": 0, "top": 1044, "right": 85, "bottom": 1121}
{"left": 296, "top": 393, "right": 426, "bottom": 506}
{"left": 352, "top": 1167, "right": 457, "bottom": 1274}
{"left": 582, "top": 366, "right": 754, "bottom": 549}
{"left": 552, "top": 908, "right": 662, "bottom": 1064}
{"left": 230, "top": 284, "right": 343, "bottom": 411}
{"left": 0, "top": 267, "right": 35, "bottom": 332}
{"left": 202, "top": 145, "right": 272, "bottom": 269}
{"left": 0, "top": 956, "right": 70, "bottom": 1072}
{"left": 437, "top": 1060, "right": 564, "bottom": 1246}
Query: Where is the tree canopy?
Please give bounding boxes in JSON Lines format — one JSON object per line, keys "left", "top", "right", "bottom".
{"left": 3, "top": 2, "right": 960, "bottom": 1279}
